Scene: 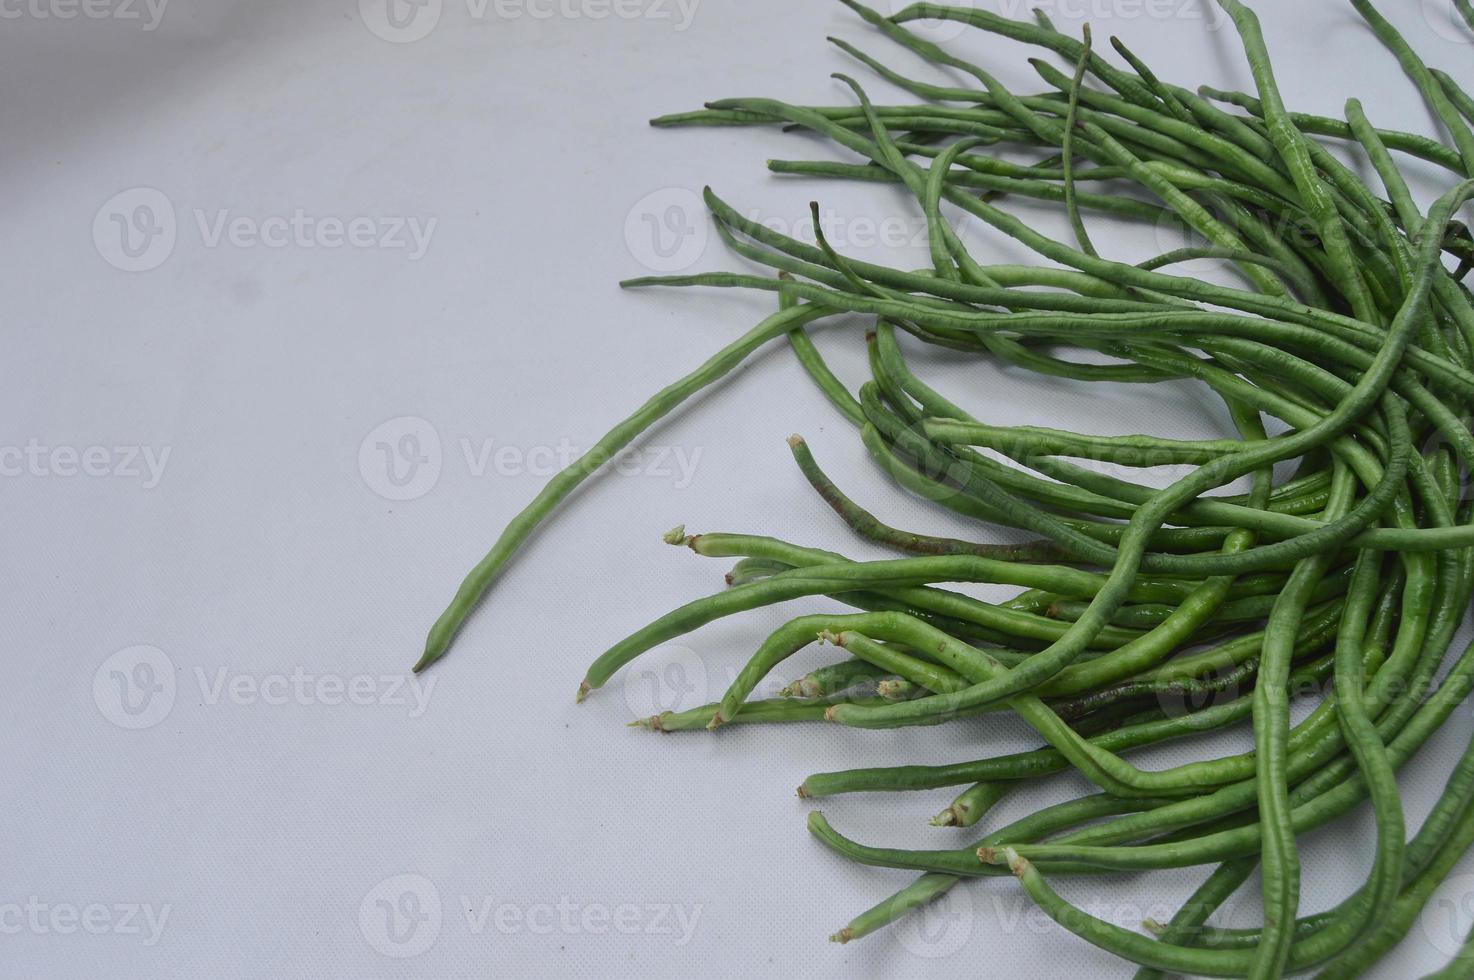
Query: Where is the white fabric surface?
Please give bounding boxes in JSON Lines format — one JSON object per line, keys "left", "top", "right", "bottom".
{"left": 4, "top": 0, "right": 1474, "bottom": 976}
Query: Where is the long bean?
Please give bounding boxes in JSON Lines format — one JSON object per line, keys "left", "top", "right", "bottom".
{"left": 415, "top": 1, "right": 1474, "bottom": 974}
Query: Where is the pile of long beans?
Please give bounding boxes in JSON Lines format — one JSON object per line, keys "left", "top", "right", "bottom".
{"left": 418, "top": 1, "right": 1474, "bottom": 975}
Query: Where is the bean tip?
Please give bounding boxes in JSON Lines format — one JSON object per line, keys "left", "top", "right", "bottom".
{"left": 929, "top": 808, "right": 958, "bottom": 827}
{"left": 876, "top": 679, "right": 907, "bottom": 702}
{"left": 662, "top": 524, "right": 687, "bottom": 545}
{"left": 796, "top": 783, "right": 812, "bottom": 799}
{"left": 576, "top": 680, "right": 592, "bottom": 703}
{"left": 412, "top": 631, "right": 448, "bottom": 674}
{"left": 787, "top": 434, "right": 806, "bottom": 448}
{"left": 788, "top": 679, "right": 822, "bottom": 699}
{"left": 829, "top": 927, "right": 854, "bottom": 944}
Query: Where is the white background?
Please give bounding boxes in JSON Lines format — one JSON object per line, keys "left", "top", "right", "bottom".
{"left": 5, "top": 0, "right": 1474, "bottom": 976}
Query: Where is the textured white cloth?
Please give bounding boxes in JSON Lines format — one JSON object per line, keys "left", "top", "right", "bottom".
{"left": 3, "top": 0, "right": 1473, "bottom": 975}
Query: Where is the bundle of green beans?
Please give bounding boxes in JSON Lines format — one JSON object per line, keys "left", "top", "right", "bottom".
{"left": 418, "top": 0, "right": 1474, "bottom": 974}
